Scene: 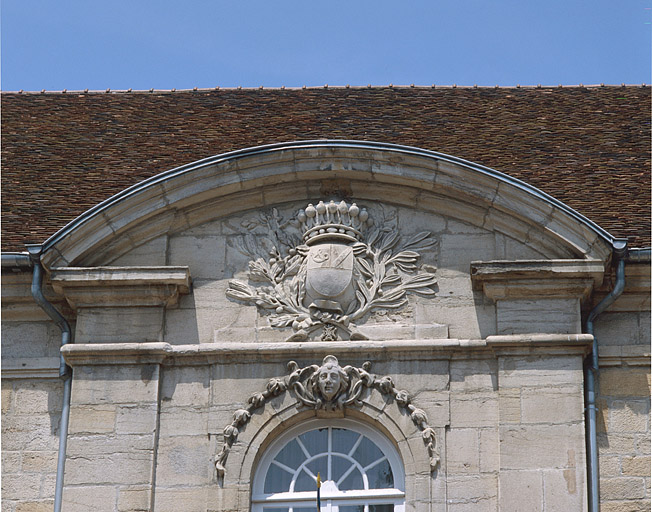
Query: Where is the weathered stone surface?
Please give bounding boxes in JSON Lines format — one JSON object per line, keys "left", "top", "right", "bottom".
{"left": 543, "top": 468, "right": 585, "bottom": 511}
{"left": 155, "top": 435, "right": 212, "bottom": 487}
{"left": 450, "top": 359, "right": 497, "bottom": 393}
{"left": 500, "top": 424, "right": 584, "bottom": 470}
{"left": 65, "top": 451, "right": 153, "bottom": 486}
{"left": 2, "top": 414, "right": 60, "bottom": 451}
{"left": 450, "top": 393, "right": 498, "bottom": 428}
{"left": 63, "top": 485, "right": 116, "bottom": 512}
{"left": 115, "top": 404, "right": 158, "bottom": 435}
{"left": 68, "top": 404, "right": 116, "bottom": 434}
{"left": 117, "top": 486, "right": 151, "bottom": 511}
{"left": 621, "top": 456, "right": 651, "bottom": 477}
{"left": 160, "top": 366, "right": 210, "bottom": 407}
{"left": 499, "top": 470, "right": 543, "bottom": 511}
{"left": 496, "top": 298, "right": 581, "bottom": 335}
{"left": 609, "top": 401, "right": 650, "bottom": 433}
{"left": 21, "top": 451, "right": 57, "bottom": 473}
{"left": 447, "top": 428, "right": 479, "bottom": 474}
{"left": 75, "top": 307, "right": 165, "bottom": 343}
{"left": 446, "top": 474, "right": 497, "bottom": 506}
{"left": 153, "top": 487, "right": 207, "bottom": 512}
{"left": 15, "top": 501, "right": 55, "bottom": 512}
{"left": 598, "top": 433, "right": 637, "bottom": 456}
{"left": 600, "top": 477, "right": 647, "bottom": 500}
{"left": 520, "top": 386, "right": 583, "bottom": 424}
{"left": 499, "top": 387, "right": 521, "bottom": 424}
{"left": 498, "top": 355, "right": 583, "bottom": 388}
{"left": 109, "top": 236, "right": 168, "bottom": 266}
{"left": 2, "top": 451, "right": 21, "bottom": 473}
{"left": 600, "top": 368, "right": 651, "bottom": 397}
{"left": 1, "top": 473, "right": 42, "bottom": 501}
{"left": 479, "top": 428, "right": 499, "bottom": 473}
{"left": 600, "top": 500, "right": 652, "bottom": 512}
{"left": 66, "top": 434, "right": 154, "bottom": 457}
{"left": 168, "top": 235, "right": 226, "bottom": 279}
{"left": 439, "top": 233, "right": 496, "bottom": 272}
{"left": 71, "top": 365, "right": 159, "bottom": 405}
{"left": 599, "top": 456, "right": 621, "bottom": 477}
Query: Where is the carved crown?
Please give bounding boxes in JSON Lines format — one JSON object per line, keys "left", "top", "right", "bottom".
{"left": 297, "top": 200, "right": 372, "bottom": 245}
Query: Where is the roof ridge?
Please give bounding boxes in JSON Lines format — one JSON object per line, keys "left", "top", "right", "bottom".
{"left": 2, "top": 83, "right": 649, "bottom": 94}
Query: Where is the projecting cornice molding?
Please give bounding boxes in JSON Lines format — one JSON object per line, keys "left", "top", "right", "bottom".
{"left": 471, "top": 259, "right": 605, "bottom": 303}
{"left": 38, "top": 141, "right": 614, "bottom": 267}
{"left": 50, "top": 266, "right": 191, "bottom": 309}
{"left": 60, "top": 336, "right": 594, "bottom": 367}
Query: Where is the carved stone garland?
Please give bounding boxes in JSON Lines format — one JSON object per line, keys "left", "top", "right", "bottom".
{"left": 226, "top": 200, "right": 437, "bottom": 341}
{"left": 215, "top": 356, "right": 440, "bottom": 478}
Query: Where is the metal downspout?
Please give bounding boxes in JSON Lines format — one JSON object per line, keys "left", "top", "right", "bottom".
{"left": 585, "top": 240, "right": 627, "bottom": 512}
{"left": 25, "top": 245, "right": 72, "bottom": 512}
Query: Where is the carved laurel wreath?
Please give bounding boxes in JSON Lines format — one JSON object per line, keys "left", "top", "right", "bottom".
{"left": 226, "top": 204, "right": 437, "bottom": 340}
{"left": 215, "top": 356, "right": 440, "bottom": 478}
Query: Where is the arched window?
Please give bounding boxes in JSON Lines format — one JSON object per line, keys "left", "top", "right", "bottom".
{"left": 252, "top": 419, "right": 405, "bottom": 512}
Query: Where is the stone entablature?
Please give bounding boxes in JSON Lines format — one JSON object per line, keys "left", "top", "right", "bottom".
{"left": 59, "top": 335, "right": 594, "bottom": 366}
{"left": 470, "top": 259, "right": 604, "bottom": 302}
{"left": 48, "top": 266, "right": 191, "bottom": 344}
{"left": 50, "top": 266, "right": 191, "bottom": 308}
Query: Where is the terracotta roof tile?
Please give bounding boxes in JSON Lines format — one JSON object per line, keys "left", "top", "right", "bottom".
{"left": 2, "top": 86, "right": 650, "bottom": 251}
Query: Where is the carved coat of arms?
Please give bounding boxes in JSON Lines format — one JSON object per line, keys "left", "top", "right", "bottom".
{"left": 226, "top": 200, "right": 437, "bottom": 341}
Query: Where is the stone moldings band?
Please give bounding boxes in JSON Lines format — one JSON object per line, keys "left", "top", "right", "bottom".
{"left": 214, "top": 355, "right": 440, "bottom": 478}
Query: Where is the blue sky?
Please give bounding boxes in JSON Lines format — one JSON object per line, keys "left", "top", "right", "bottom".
{"left": 2, "top": 0, "right": 650, "bottom": 91}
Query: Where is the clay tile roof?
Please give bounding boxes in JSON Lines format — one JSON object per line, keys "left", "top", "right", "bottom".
{"left": 1, "top": 86, "right": 650, "bottom": 251}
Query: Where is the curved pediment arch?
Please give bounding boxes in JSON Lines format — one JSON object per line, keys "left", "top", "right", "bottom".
{"left": 40, "top": 140, "right": 615, "bottom": 267}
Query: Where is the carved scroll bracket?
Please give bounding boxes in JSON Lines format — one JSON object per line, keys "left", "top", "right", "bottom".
{"left": 214, "top": 355, "right": 440, "bottom": 478}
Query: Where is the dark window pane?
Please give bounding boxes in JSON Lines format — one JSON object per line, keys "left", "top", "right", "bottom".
{"left": 366, "top": 459, "right": 394, "bottom": 489}
{"left": 369, "top": 505, "right": 394, "bottom": 512}
{"left": 306, "top": 455, "right": 328, "bottom": 484}
{"left": 299, "top": 428, "right": 328, "bottom": 456}
{"left": 339, "top": 467, "right": 364, "bottom": 490}
{"left": 264, "top": 463, "right": 293, "bottom": 493}
{"left": 352, "top": 436, "right": 384, "bottom": 467}
{"left": 338, "top": 506, "right": 365, "bottom": 512}
{"left": 332, "top": 428, "right": 360, "bottom": 455}
{"left": 275, "top": 439, "right": 305, "bottom": 469}
{"left": 294, "top": 468, "right": 318, "bottom": 492}
{"left": 293, "top": 508, "right": 318, "bottom": 512}
{"left": 332, "top": 454, "right": 353, "bottom": 484}
{"left": 262, "top": 508, "right": 289, "bottom": 512}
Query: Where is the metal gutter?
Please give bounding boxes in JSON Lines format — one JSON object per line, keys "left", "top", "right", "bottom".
{"left": 1, "top": 252, "right": 33, "bottom": 269}
{"left": 38, "top": 140, "right": 618, "bottom": 255}
{"left": 584, "top": 240, "right": 628, "bottom": 512}
{"left": 25, "top": 244, "right": 72, "bottom": 512}
{"left": 625, "top": 248, "right": 652, "bottom": 263}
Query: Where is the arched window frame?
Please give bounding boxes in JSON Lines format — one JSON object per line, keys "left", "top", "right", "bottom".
{"left": 252, "top": 418, "right": 406, "bottom": 512}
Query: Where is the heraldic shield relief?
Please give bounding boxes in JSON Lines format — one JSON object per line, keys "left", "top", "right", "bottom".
{"left": 226, "top": 200, "right": 437, "bottom": 341}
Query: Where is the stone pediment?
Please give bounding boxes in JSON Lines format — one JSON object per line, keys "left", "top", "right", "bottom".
{"left": 37, "top": 141, "right": 614, "bottom": 269}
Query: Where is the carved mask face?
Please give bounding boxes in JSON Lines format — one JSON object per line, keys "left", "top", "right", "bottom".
{"left": 318, "top": 364, "right": 341, "bottom": 401}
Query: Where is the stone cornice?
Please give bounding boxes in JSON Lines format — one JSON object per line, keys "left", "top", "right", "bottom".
{"left": 61, "top": 335, "right": 593, "bottom": 366}
{"left": 598, "top": 345, "right": 651, "bottom": 367}
{"left": 471, "top": 259, "right": 604, "bottom": 302}
{"left": 50, "top": 266, "right": 191, "bottom": 308}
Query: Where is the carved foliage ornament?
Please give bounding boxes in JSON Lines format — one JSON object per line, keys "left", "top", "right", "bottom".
{"left": 215, "top": 356, "right": 440, "bottom": 477}
{"left": 226, "top": 200, "right": 437, "bottom": 340}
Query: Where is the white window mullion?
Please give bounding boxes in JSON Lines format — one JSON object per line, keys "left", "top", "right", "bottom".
{"left": 296, "top": 436, "right": 311, "bottom": 459}
{"left": 328, "top": 426, "right": 332, "bottom": 482}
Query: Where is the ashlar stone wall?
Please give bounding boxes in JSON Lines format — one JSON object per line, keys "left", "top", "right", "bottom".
{"left": 594, "top": 264, "right": 651, "bottom": 512}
